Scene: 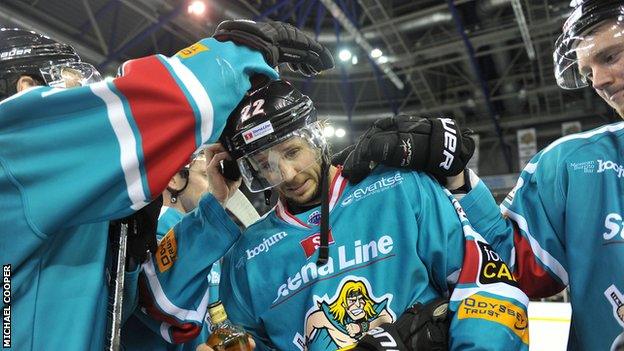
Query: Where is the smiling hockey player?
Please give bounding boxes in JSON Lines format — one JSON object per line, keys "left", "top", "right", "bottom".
{"left": 211, "top": 80, "right": 530, "bottom": 351}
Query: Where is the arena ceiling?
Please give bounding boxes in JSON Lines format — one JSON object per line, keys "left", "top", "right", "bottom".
{"left": 1, "top": 0, "right": 618, "bottom": 174}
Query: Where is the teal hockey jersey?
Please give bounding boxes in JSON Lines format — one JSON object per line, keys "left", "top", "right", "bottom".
{"left": 220, "top": 166, "right": 530, "bottom": 351}
{"left": 122, "top": 205, "right": 223, "bottom": 351}
{"left": 460, "top": 122, "right": 624, "bottom": 350}
{"left": 0, "top": 38, "right": 277, "bottom": 351}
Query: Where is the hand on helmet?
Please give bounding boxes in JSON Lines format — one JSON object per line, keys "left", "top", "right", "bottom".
{"left": 213, "top": 20, "right": 334, "bottom": 77}
{"left": 339, "top": 115, "right": 475, "bottom": 184}
{"left": 205, "top": 143, "right": 242, "bottom": 207}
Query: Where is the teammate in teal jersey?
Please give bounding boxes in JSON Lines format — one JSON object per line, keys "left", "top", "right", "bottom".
{"left": 122, "top": 153, "right": 228, "bottom": 351}
{"left": 0, "top": 21, "right": 333, "bottom": 351}
{"left": 208, "top": 80, "right": 529, "bottom": 351}
{"left": 339, "top": 1, "right": 624, "bottom": 349}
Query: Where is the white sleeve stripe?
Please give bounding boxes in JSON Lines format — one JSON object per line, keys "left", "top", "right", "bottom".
{"left": 90, "top": 80, "right": 147, "bottom": 210}
{"left": 501, "top": 206, "right": 569, "bottom": 285}
{"left": 542, "top": 122, "right": 624, "bottom": 154}
{"left": 165, "top": 56, "right": 214, "bottom": 144}
{"left": 142, "top": 258, "right": 210, "bottom": 322}
{"left": 451, "top": 282, "right": 529, "bottom": 307}
{"left": 160, "top": 322, "right": 172, "bottom": 343}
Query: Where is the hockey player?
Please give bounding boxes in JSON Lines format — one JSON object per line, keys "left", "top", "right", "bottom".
{"left": 121, "top": 152, "right": 228, "bottom": 351}
{"left": 0, "top": 21, "right": 333, "bottom": 351}
{"left": 338, "top": 0, "right": 624, "bottom": 349}
{"left": 211, "top": 80, "right": 529, "bottom": 351}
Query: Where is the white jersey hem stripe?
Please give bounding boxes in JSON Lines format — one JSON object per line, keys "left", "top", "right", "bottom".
{"left": 142, "top": 259, "right": 210, "bottom": 322}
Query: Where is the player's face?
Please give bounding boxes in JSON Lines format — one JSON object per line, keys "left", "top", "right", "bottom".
{"left": 262, "top": 137, "right": 322, "bottom": 206}
{"left": 576, "top": 20, "right": 624, "bottom": 117}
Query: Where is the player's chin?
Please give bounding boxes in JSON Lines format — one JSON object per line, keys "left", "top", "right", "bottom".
{"left": 288, "top": 181, "right": 318, "bottom": 205}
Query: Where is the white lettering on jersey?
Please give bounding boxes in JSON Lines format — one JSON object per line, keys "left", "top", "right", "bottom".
{"left": 341, "top": 173, "right": 403, "bottom": 207}
{"left": 246, "top": 231, "right": 288, "bottom": 260}
{"left": 597, "top": 159, "right": 624, "bottom": 178}
{"left": 603, "top": 213, "right": 624, "bottom": 240}
{"left": 273, "top": 235, "right": 394, "bottom": 304}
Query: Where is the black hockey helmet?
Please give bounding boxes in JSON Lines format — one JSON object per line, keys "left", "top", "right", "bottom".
{"left": 554, "top": 0, "right": 624, "bottom": 89}
{"left": 221, "top": 79, "right": 326, "bottom": 193}
{"left": 0, "top": 28, "right": 101, "bottom": 99}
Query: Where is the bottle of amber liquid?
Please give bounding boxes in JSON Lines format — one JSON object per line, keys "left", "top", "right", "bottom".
{"left": 206, "top": 301, "right": 252, "bottom": 351}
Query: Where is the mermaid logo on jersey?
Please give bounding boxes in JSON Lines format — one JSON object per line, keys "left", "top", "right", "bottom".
{"left": 295, "top": 276, "right": 395, "bottom": 350}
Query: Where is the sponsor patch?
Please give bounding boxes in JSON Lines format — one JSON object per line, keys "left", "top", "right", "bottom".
{"left": 458, "top": 294, "right": 529, "bottom": 344}
{"left": 307, "top": 210, "right": 321, "bottom": 226}
{"left": 300, "top": 230, "right": 335, "bottom": 259}
{"left": 597, "top": 159, "right": 624, "bottom": 178}
{"left": 341, "top": 173, "right": 403, "bottom": 207}
{"left": 274, "top": 236, "right": 395, "bottom": 306}
{"left": 176, "top": 42, "right": 209, "bottom": 58}
{"left": 569, "top": 160, "right": 596, "bottom": 173}
{"left": 243, "top": 120, "right": 274, "bottom": 144}
{"left": 477, "top": 241, "right": 517, "bottom": 286}
{"left": 156, "top": 229, "right": 178, "bottom": 273}
{"left": 246, "top": 231, "right": 288, "bottom": 260}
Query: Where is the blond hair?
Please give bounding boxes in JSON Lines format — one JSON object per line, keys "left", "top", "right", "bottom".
{"left": 328, "top": 281, "right": 377, "bottom": 325}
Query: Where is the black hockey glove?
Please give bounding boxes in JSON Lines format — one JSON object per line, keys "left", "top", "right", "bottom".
{"left": 213, "top": 20, "right": 334, "bottom": 77}
{"left": 352, "top": 298, "right": 450, "bottom": 351}
{"left": 109, "top": 196, "right": 162, "bottom": 271}
{"left": 341, "top": 115, "right": 475, "bottom": 184}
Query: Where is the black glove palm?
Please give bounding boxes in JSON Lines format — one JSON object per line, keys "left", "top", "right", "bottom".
{"left": 213, "top": 20, "right": 334, "bottom": 77}
{"left": 341, "top": 115, "right": 475, "bottom": 184}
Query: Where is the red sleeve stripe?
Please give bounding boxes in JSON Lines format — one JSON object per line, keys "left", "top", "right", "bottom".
{"left": 512, "top": 222, "right": 566, "bottom": 298}
{"left": 138, "top": 277, "right": 202, "bottom": 344}
{"left": 114, "top": 56, "right": 197, "bottom": 198}
{"left": 457, "top": 240, "right": 479, "bottom": 284}
{"left": 503, "top": 207, "right": 569, "bottom": 282}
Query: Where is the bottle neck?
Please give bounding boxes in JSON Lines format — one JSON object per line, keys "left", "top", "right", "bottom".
{"left": 208, "top": 302, "right": 228, "bottom": 325}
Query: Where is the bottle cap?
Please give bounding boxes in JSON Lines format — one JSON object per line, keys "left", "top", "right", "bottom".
{"left": 208, "top": 301, "right": 227, "bottom": 324}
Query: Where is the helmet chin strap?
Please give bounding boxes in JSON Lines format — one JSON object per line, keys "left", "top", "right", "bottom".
{"left": 167, "top": 169, "right": 189, "bottom": 204}
{"left": 316, "top": 155, "right": 330, "bottom": 266}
